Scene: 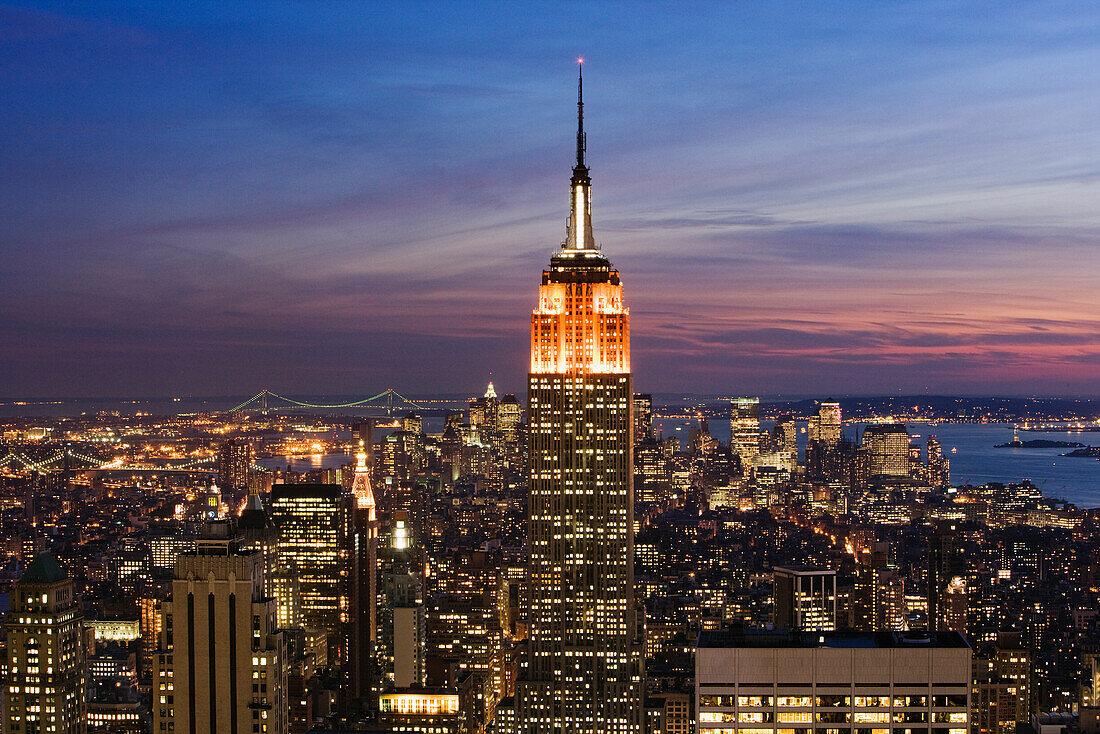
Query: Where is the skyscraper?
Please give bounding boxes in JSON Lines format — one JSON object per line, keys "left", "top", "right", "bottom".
{"left": 5, "top": 553, "right": 87, "bottom": 734}
{"left": 153, "top": 520, "right": 288, "bottom": 734}
{"left": 633, "top": 393, "right": 653, "bottom": 443}
{"left": 378, "top": 513, "right": 426, "bottom": 689}
{"left": 238, "top": 485, "right": 277, "bottom": 599}
{"left": 928, "top": 522, "right": 965, "bottom": 632}
{"left": 269, "top": 484, "right": 349, "bottom": 657}
{"left": 928, "top": 434, "right": 951, "bottom": 488}
{"left": 773, "top": 565, "right": 837, "bottom": 631}
{"left": 348, "top": 440, "right": 379, "bottom": 701}
{"left": 519, "top": 65, "right": 643, "bottom": 733}
{"left": 807, "top": 401, "right": 842, "bottom": 444}
{"left": 862, "top": 423, "right": 911, "bottom": 477}
{"left": 730, "top": 397, "right": 761, "bottom": 468}
{"left": 218, "top": 438, "right": 253, "bottom": 492}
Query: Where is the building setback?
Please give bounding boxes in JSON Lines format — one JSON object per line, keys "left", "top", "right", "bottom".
{"left": 517, "top": 64, "right": 643, "bottom": 733}
{"left": 153, "top": 520, "right": 288, "bottom": 734}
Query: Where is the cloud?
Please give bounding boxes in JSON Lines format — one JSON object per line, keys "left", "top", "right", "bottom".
{"left": 2, "top": 1, "right": 1100, "bottom": 396}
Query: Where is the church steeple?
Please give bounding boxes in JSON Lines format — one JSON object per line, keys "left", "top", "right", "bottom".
{"left": 565, "top": 60, "right": 597, "bottom": 251}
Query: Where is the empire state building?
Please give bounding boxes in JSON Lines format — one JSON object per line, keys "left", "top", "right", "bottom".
{"left": 518, "top": 65, "right": 643, "bottom": 733}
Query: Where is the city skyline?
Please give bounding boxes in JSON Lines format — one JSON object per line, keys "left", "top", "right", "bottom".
{"left": 4, "top": 2, "right": 1100, "bottom": 398}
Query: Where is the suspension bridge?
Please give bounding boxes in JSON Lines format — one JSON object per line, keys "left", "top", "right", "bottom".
{"left": 0, "top": 446, "right": 218, "bottom": 473}
{"left": 228, "top": 388, "right": 427, "bottom": 415}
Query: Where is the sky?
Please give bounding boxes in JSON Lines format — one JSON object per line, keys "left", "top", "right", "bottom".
{"left": 2, "top": 1, "right": 1100, "bottom": 399}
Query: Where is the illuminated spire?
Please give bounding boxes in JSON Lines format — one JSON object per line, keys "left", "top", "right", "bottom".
{"left": 565, "top": 59, "right": 596, "bottom": 251}
{"left": 351, "top": 439, "right": 376, "bottom": 513}
{"left": 576, "top": 59, "right": 585, "bottom": 168}
{"left": 485, "top": 380, "right": 497, "bottom": 399}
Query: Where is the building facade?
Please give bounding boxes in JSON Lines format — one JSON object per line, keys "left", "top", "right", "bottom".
{"left": 730, "top": 398, "right": 761, "bottom": 468}
{"left": 269, "top": 484, "right": 349, "bottom": 655}
{"left": 348, "top": 440, "right": 379, "bottom": 701}
{"left": 862, "top": 424, "right": 911, "bottom": 478}
{"left": 518, "top": 66, "right": 643, "bottom": 733}
{"left": 696, "top": 629, "right": 971, "bottom": 734}
{"left": 153, "top": 521, "right": 287, "bottom": 734}
{"left": 773, "top": 565, "right": 837, "bottom": 631}
{"left": 4, "top": 553, "right": 87, "bottom": 734}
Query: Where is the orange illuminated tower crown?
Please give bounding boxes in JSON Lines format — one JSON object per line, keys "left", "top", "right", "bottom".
{"left": 530, "top": 64, "right": 630, "bottom": 376}
{"left": 519, "top": 63, "right": 643, "bottom": 733}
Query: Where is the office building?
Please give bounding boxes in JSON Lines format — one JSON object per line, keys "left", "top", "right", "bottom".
{"left": 730, "top": 398, "right": 761, "bottom": 467}
{"left": 696, "top": 629, "right": 971, "bottom": 734}
{"left": 772, "top": 416, "right": 797, "bottom": 454}
{"left": 4, "top": 553, "right": 87, "bottom": 734}
{"left": 348, "top": 440, "right": 379, "bottom": 701}
{"left": 153, "top": 520, "right": 288, "bottom": 734}
{"left": 928, "top": 523, "right": 965, "bottom": 633}
{"left": 808, "top": 402, "right": 842, "bottom": 444}
{"left": 773, "top": 565, "right": 836, "bottom": 631}
{"left": 862, "top": 424, "right": 911, "bottom": 478}
{"left": 378, "top": 513, "right": 426, "bottom": 689}
{"left": 498, "top": 394, "right": 522, "bottom": 443}
{"left": 218, "top": 438, "right": 253, "bottom": 492}
{"left": 238, "top": 485, "right": 278, "bottom": 599}
{"left": 928, "top": 436, "right": 950, "bottom": 488}
{"left": 427, "top": 549, "right": 509, "bottom": 722}
{"left": 634, "top": 393, "right": 654, "bottom": 443}
{"left": 270, "top": 484, "right": 350, "bottom": 654}
{"left": 469, "top": 382, "right": 501, "bottom": 435}
{"left": 518, "top": 66, "right": 643, "bottom": 733}
{"left": 635, "top": 439, "right": 671, "bottom": 506}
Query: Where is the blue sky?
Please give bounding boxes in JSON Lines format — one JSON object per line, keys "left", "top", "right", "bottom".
{"left": 2, "top": 1, "right": 1099, "bottom": 397}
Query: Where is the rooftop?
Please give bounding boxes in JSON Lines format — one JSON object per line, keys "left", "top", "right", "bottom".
{"left": 20, "top": 552, "right": 68, "bottom": 584}
{"left": 773, "top": 565, "right": 836, "bottom": 575}
{"left": 697, "top": 629, "right": 970, "bottom": 650}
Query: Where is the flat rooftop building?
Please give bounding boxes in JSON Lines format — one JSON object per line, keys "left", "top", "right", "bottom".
{"left": 773, "top": 565, "right": 837, "bottom": 632}
{"left": 696, "top": 629, "right": 971, "bottom": 734}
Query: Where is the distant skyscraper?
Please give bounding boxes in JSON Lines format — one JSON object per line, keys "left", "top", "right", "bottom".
{"left": 862, "top": 423, "right": 910, "bottom": 477}
{"left": 773, "top": 565, "right": 837, "bottom": 631}
{"left": 772, "top": 415, "right": 797, "bottom": 454}
{"left": 498, "top": 394, "right": 522, "bottom": 443}
{"left": 270, "top": 484, "right": 349, "bottom": 654}
{"left": 730, "top": 397, "right": 761, "bottom": 467}
{"left": 806, "top": 401, "right": 849, "bottom": 481}
{"left": 808, "top": 401, "right": 842, "bottom": 444}
{"left": 519, "top": 65, "right": 643, "bottom": 733}
{"left": 202, "top": 480, "right": 225, "bottom": 521}
{"left": 154, "top": 521, "right": 287, "bottom": 734}
{"left": 633, "top": 393, "right": 653, "bottom": 443}
{"left": 5, "top": 553, "right": 87, "bottom": 734}
{"left": 348, "top": 440, "right": 379, "bottom": 701}
{"left": 403, "top": 411, "right": 423, "bottom": 435}
{"left": 218, "top": 438, "right": 253, "bottom": 492}
{"left": 928, "top": 435, "right": 950, "bottom": 488}
{"left": 469, "top": 381, "right": 500, "bottom": 435}
{"left": 928, "top": 522, "right": 965, "bottom": 632}
{"left": 378, "top": 513, "right": 425, "bottom": 689}
{"left": 238, "top": 485, "right": 277, "bottom": 599}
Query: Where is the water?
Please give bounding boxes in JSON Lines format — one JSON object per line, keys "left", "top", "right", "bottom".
{"left": 899, "top": 423, "right": 1100, "bottom": 507}
{"left": 257, "top": 453, "right": 355, "bottom": 472}
{"left": 6, "top": 396, "right": 1099, "bottom": 508}
{"left": 672, "top": 419, "right": 1100, "bottom": 508}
